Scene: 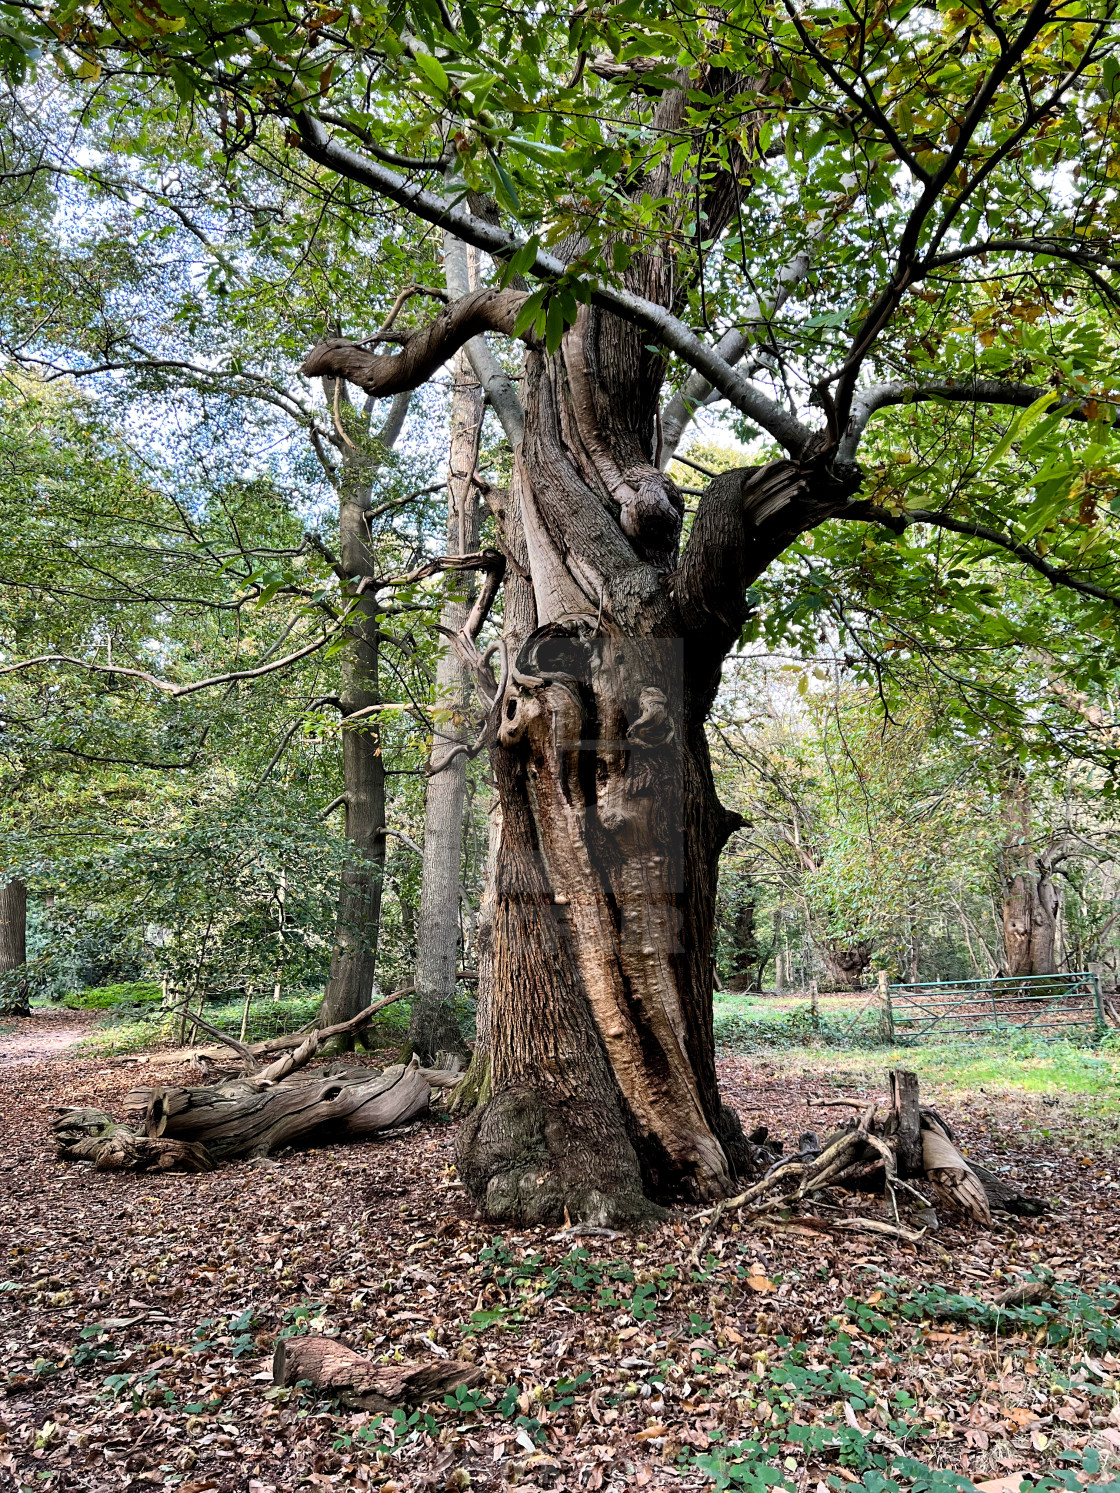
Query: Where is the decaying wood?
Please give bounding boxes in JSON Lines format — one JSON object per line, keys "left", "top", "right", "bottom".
{"left": 273, "top": 1334, "right": 482, "bottom": 1411}
{"left": 889, "top": 1070, "right": 924, "bottom": 1179}
{"left": 993, "top": 1278, "right": 1053, "bottom": 1308}
{"left": 67, "top": 1047, "right": 443, "bottom": 1175}
{"left": 53, "top": 1108, "right": 213, "bottom": 1173}
{"left": 689, "top": 1069, "right": 1044, "bottom": 1246}
{"left": 921, "top": 1116, "right": 992, "bottom": 1226}
{"left": 147, "top": 1059, "right": 433, "bottom": 1160}
{"left": 970, "top": 1161, "right": 1047, "bottom": 1217}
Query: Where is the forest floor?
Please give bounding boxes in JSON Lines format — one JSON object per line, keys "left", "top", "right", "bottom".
{"left": 1, "top": 1013, "right": 1119, "bottom": 1493}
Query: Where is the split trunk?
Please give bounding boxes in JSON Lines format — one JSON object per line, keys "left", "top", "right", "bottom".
{"left": 450, "top": 300, "right": 858, "bottom": 1225}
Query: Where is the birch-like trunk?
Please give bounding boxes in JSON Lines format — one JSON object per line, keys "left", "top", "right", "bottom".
{"left": 408, "top": 346, "right": 482, "bottom": 1065}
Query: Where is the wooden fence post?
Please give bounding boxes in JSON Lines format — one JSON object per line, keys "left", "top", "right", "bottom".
{"left": 239, "top": 984, "right": 254, "bottom": 1044}
{"left": 878, "top": 969, "right": 895, "bottom": 1042}
{"left": 809, "top": 978, "right": 820, "bottom": 1032}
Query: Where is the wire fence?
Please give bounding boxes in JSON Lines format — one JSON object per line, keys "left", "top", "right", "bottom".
{"left": 161, "top": 976, "right": 322, "bottom": 1048}
{"left": 818, "top": 970, "right": 1107, "bottom": 1045}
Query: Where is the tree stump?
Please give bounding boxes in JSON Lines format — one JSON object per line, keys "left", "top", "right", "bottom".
{"left": 273, "top": 1335, "right": 483, "bottom": 1411}
{"left": 889, "top": 1070, "right": 924, "bottom": 1179}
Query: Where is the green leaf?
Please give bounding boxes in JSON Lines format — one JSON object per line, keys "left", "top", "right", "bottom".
{"left": 412, "top": 49, "right": 449, "bottom": 95}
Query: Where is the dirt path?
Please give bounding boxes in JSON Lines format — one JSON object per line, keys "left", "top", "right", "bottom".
{"left": 0, "top": 1011, "right": 89, "bottom": 1065}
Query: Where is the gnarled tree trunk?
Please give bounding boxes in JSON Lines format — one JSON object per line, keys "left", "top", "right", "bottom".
{"left": 820, "top": 940, "right": 873, "bottom": 991}
{"left": 446, "top": 311, "right": 855, "bottom": 1224}
{"left": 302, "top": 99, "right": 861, "bottom": 1226}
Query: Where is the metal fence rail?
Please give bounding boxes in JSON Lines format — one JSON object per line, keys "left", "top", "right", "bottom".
{"left": 886, "top": 971, "right": 1104, "bottom": 1042}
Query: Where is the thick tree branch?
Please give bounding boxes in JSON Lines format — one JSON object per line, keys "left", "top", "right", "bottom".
{"left": 845, "top": 503, "right": 1120, "bottom": 609}
{"left": 676, "top": 459, "right": 860, "bottom": 719}
{"left": 293, "top": 112, "right": 811, "bottom": 455}
{"left": 927, "top": 236, "right": 1120, "bottom": 277}
{"left": 302, "top": 288, "right": 526, "bottom": 398}
{"left": 443, "top": 230, "right": 525, "bottom": 446}
{"left": 839, "top": 378, "right": 1116, "bottom": 461}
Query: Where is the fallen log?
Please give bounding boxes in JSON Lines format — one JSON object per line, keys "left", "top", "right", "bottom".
{"left": 53, "top": 1108, "right": 213, "bottom": 1172}
{"left": 146, "top": 1059, "right": 433, "bottom": 1159}
{"left": 969, "top": 1161, "right": 1046, "bottom": 1217}
{"left": 273, "top": 1335, "right": 482, "bottom": 1411}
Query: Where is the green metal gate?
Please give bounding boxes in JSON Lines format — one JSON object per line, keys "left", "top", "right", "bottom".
{"left": 885, "top": 971, "right": 1105, "bottom": 1042}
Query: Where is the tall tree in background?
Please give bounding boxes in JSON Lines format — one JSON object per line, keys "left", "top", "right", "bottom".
{"left": 8, "top": 0, "right": 1120, "bottom": 1221}
{"left": 408, "top": 343, "right": 481, "bottom": 1065}
{"left": 0, "top": 878, "right": 28, "bottom": 1013}
{"left": 1000, "top": 766, "right": 1060, "bottom": 977}
{"left": 316, "top": 381, "right": 413, "bottom": 1031}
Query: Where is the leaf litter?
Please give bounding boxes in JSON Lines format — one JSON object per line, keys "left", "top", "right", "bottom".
{"left": 1, "top": 1029, "right": 1118, "bottom": 1492}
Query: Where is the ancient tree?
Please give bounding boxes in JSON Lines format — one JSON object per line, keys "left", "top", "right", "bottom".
{"left": 26, "top": 0, "right": 1120, "bottom": 1222}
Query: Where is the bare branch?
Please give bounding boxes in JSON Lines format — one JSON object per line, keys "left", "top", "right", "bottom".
{"left": 839, "top": 378, "right": 1116, "bottom": 461}
{"left": 0, "top": 625, "right": 344, "bottom": 698}
{"left": 302, "top": 288, "right": 526, "bottom": 398}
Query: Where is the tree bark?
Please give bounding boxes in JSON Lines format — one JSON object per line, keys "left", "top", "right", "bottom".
{"left": 146, "top": 1061, "right": 432, "bottom": 1159}
{"left": 319, "top": 389, "right": 408, "bottom": 1033}
{"left": 273, "top": 1335, "right": 482, "bottom": 1411}
{"left": 1000, "top": 766, "right": 1058, "bottom": 976}
{"left": 0, "top": 877, "right": 28, "bottom": 1013}
{"left": 408, "top": 343, "right": 482, "bottom": 1066}
{"left": 819, "top": 941, "right": 873, "bottom": 990}
{"left": 304, "top": 135, "right": 860, "bottom": 1225}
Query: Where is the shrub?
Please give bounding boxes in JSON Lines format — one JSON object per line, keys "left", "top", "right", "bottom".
{"left": 63, "top": 981, "right": 164, "bottom": 1012}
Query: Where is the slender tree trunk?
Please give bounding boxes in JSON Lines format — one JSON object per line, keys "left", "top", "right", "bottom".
{"left": 319, "top": 387, "right": 408, "bottom": 1032}
{"left": 0, "top": 878, "right": 28, "bottom": 1014}
{"left": 408, "top": 348, "right": 482, "bottom": 1065}
{"left": 1000, "top": 767, "right": 1058, "bottom": 976}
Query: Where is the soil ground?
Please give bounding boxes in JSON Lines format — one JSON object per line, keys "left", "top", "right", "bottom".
{"left": 1, "top": 1014, "right": 1118, "bottom": 1492}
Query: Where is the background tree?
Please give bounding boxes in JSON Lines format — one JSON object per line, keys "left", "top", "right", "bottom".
{"left": 6, "top": 0, "right": 1120, "bottom": 1222}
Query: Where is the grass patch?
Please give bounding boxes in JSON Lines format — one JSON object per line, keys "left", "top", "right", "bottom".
{"left": 714, "top": 993, "right": 888, "bottom": 1051}
{"left": 62, "top": 981, "right": 163, "bottom": 1012}
{"left": 66, "top": 988, "right": 413, "bottom": 1057}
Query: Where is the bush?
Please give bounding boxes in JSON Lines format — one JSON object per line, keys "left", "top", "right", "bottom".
{"left": 714, "top": 1001, "right": 889, "bottom": 1052}
{"left": 63, "top": 981, "right": 164, "bottom": 1012}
